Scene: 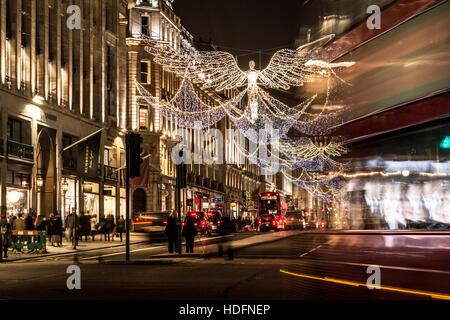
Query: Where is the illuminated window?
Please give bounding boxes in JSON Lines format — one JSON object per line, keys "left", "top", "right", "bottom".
{"left": 140, "top": 61, "right": 151, "bottom": 84}
{"left": 139, "top": 105, "right": 148, "bottom": 130}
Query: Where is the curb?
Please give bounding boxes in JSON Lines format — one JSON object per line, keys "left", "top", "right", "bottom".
{"left": 1, "top": 240, "right": 149, "bottom": 263}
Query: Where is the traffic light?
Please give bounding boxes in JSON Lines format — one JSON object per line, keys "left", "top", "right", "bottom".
{"left": 176, "top": 150, "right": 187, "bottom": 189}
{"left": 127, "top": 133, "right": 143, "bottom": 178}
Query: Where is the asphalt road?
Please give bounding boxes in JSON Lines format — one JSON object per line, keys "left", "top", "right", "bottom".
{"left": 0, "top": 231, "right": 448, "bottom": 300}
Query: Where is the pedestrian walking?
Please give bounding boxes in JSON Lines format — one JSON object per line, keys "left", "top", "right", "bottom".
{"left": 1, "top": 218, "right": 12, "bottom": 259}
{"left": 165, "top": 210, "right": 179, "bottom": 253}
{"left": 90, "top": 215, "right": 97, "bottom": 241}
{"left": 105, "top": 213, "right": 115, "bottom": 241}
{"left": 182, "top": 214, "right": 197, "bottom": 253}
{"left": 79, "top": 212, "right": 91, "bottom": 241}
{"left": 50, "top": 215, "right": 63, "bottom": 246}
{"left": 115, "top": 215, "right": 125, "bottom": 242}
{"left": 25, "top": 214, "right": 34, "bottom": 230}
{"left": 13, "top": 214, "right": 25, "bottom": 231}
{"left": 218, "top": 216, "right": 234, "bottom": 260}
{"left": 65, "top": 209, "right": 79, "bottom": 248}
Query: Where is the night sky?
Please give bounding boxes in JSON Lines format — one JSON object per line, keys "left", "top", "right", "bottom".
{"left": 173, "top": 0, "right": 307, "bottom": 69}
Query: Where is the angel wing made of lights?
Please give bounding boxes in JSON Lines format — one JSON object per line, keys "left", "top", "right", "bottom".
{"left": 143, "top": 34, "right": 354, "bottom": 92}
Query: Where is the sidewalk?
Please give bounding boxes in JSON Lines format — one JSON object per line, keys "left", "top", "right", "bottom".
{"left": 3, "top": 232, "right": 150, "bottom": 262}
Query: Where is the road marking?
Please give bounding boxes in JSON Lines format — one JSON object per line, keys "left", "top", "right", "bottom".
{"left": 279, "top": 269, "right": 450, "bottom": 300}
{"left": 299, "top": 239, "right": 335, "bottom": 257}
{"left": 307, "top": 259, "right": 450, "bottom": 275}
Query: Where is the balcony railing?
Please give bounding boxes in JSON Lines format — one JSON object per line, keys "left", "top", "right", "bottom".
{"left": 104, "top": 165, "right": 118, "bottom": 181}
{"left": 7, "top": 140, "right": 34, "bottom": 162}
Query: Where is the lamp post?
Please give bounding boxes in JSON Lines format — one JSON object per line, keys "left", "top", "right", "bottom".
{"left": 62, "top": 179, "right": 68, "bottom": 221}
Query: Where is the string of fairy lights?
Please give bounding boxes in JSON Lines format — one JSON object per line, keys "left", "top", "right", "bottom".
{"left": 137, "top": 34, "right": 354, "bottom": 200}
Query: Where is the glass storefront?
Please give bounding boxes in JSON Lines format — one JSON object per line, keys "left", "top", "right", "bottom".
{"left": 84, "top": 183, "right": 99, "bottom": 220}
{"left": 104, "top": 185, "right": 116, "bottom": 221}
{"left": 61, "top": 178, "right": 78, "bottom": 220}
{"left": 120, "top": 188, "right": 126, "bottom": 219}
{"left": 6, "top": 187, "right": 29, "bottom": 217}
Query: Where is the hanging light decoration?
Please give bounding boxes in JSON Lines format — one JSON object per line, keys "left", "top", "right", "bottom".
{"left": 138, "top": 34, "right": 354, "bottom": 200}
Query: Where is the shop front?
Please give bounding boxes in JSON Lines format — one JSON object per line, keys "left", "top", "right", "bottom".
{"left": 120, "top": 188, "right": 126, "bottom": 219}
{"left": 104, "top": 185, "right": 116, "bottom": 221}
{"left": 83, "top": 182, "right": 99, "bottom": 221}
{"left": 61, "top": 177, "right": 78, "bottom": 221}
{"left": 6, "top": 170, "right": 31, "bottom": 218}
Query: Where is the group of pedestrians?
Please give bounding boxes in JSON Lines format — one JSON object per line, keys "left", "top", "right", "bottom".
{"left": 164, "top": 210, "right": 234, "bottom": 258}
{"left": 65, "top": 210, "right": 126, "bottom": 248}
{"left": 1, "top": 210, "right": 127, "bottom": 252}
{"left": 164, "top": 210, "right": 196, "bottom": 254}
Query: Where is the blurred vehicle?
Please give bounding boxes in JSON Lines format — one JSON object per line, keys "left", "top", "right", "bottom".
{"left": 285, "top": 211, "right": 304, "bottom": 230}
{"left": 184, "top": 212, "right": 212, "bottom": 236}
{"left": 206, "top": 211, "right": 222, "bottom": 234}
{"left": 132, "top": 211, "right": 170, "bottom": 232}
{"left": 304, "top": 211, "right": 318, "bottom": 229}
{"left": 257, "top": 214, "right": 285, "bottom": 232}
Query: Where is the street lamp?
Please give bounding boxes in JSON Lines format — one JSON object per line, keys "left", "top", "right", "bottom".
{"left": 36, "top": 175, "right": 44, "bottom": 190}
{"left": 62, "top": 179, "right": 68, "bottom": 219}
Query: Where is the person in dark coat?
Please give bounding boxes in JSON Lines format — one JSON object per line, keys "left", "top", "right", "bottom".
{"left": 165, "top": 211, "right": 179, "bottom": 253}
{"left": 182, "top": 215, "right": 197, "bottom": 253}
{"left": 1, "top": 218, "right": 12, "bottom": 259}
{"left": 65, "top": 210, "right": 79, "bottom": 248}
{"left": 217, "top": 216, "right": 234, "bottom": 260}
{"left": 50, "top": 215, "right": 63, "bottom": 246}
{"left": 25, "top": 214, "right": 35, "bottom": 230}
{"left": 116, "top": 215, "right": 125, "bottom": 242}
{"left": 98, "top": 216, "right": 107, "bottom": 241}
{"left": 79, "top": 212, "right": 91, "bottom": 241}
{"left": 105, "top": 214, "right": 115, "bottom": 241}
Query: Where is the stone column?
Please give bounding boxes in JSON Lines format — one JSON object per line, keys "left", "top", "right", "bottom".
{"left": 1, "top": 107, "right": 7, "bottom": 216}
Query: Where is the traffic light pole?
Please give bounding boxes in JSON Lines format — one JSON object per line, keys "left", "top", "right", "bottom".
{"left": 125, "top": 133, "right": 130, "bottom": 261}
{"left": 178, "top": 171, "right": 183, "bottom": 255}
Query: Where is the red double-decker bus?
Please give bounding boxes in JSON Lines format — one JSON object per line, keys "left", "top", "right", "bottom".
{"left": 257, "top": 192, "right": 288, "bottom": 217}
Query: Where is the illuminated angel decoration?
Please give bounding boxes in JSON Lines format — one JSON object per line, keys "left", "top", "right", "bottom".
{"left": 139, "top": 34, "right": 354, "bottom": 200}
{"left": 144, "top": 34, "right": 354, "bottom": 123}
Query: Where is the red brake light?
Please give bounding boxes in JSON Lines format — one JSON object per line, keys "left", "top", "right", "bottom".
{"left": 272, "top": 220, "right": 276, "bottom": 225}
{"left": 258, "top": 220, "right": 261, "bottom": 225}
{"left": 190, "top": 212, "right": 197, "bottom": 217}
{"left": 182, "top": 222, "right": 185, "bottom": 226}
